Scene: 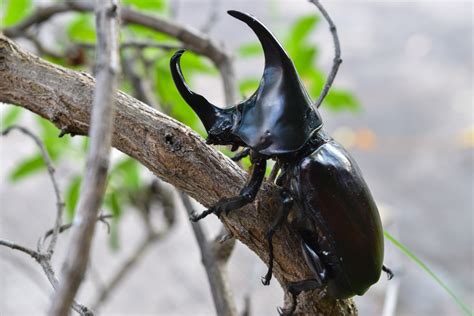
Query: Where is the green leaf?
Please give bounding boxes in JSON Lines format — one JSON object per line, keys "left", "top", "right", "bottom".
{"left": 238, "top": 42, "right": 262, "bottom": 57}
{"left": 65, "top": 176, "right": 82, "bottom": 220}
{"left": 9, "top": 154, "right": 45, "bottom": 181}
{"left": 384, "top": 231, "right": 473, "bottom": 315}
{"left": 67, "top": 14, "right": 96, "bottom": 43}
{"left": 106, "top": 191, "right": 123, "bottom": 218}
{"left": 35, "top": 116, "right": 69, "bottom": 161}
{"left": 123, "top": 0, "right": 166, "bottom": 12}
{"left": 324, "top": 89, "right": 361, "bottom": 112}
{"left": 112, "top": 158, "right": 141, "bottom": 190}
{"left": 239, "top": 78, "right": 260, "bottom": 97}
{"left": 1, "top": 0, "right": 32, "bottom": 27}
{"left": 126, "top": 24, "right": 177, "bottom": 42}
{"left": 109, "top": 218, "right": 120, "bottom": 251}
{"left": 286, "top": 15, "right": 320, "bottom": 50}
{"left": 1, "top": 106, "right": 23, "bottom": 128}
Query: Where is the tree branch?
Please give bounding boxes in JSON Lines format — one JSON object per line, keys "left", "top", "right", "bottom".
{"left": 180, "top": 193, "right": 237, "bottom": 316}
{"left": 2, "top": 125, "right": 64, "bottom": 257}
{"left": 2, "top": 1, "right": 236, "bottom": 104}
{"left": 48, "top": 1, "right": 121, "bottom": 315}
{"left": 0, "top": 35, "right": 356, "bottom": 315}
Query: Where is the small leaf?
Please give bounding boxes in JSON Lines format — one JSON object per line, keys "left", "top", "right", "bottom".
{"left": 9, "top": 154, "right": 45, "bottom": 182}
{"left": 106, "top": 191, "right": 123, "bottom": 218}
{"left": 286, "top": 15, "right": 320, "bottom": 51}
{"left": 2, "top": 0, "right": 32, "bottom": 27}
{"left": 1, "top": 106, "right": 23, "bottom": 128}
{"left": 112, "top": 158, "right": 141, "bottom": 190}
{"left": 35, "top": 116, "right": 69, "bottom": 160}
{"left": 123, "top": 0, "right": 166, "bottom": 12}
{"left": 109, "top": 219, "right": 120, "bottom": 251}
{"left": 239, "top": 78, "right": 260, "bottom": 96}
{"left": 67, "top": 14, "right": 96, "bottom": 42}
{"left": 65, "top": 176, "right": 82, "bottom": 220}
{"left": 238, "top": 42, "right": 262, "bottom": 57}
{"left": 324, "top": 89, "right": 361, "bottom": 112}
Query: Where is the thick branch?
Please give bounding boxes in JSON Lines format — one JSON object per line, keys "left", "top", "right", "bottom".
{"left": 0, "top": 35, "right": 355, "bottom": 315}
{"left": 48, "top": 1, "right": 121, "bottom": 315}
{"left": 2, "top": 1, "right": 236, "bottom": 103}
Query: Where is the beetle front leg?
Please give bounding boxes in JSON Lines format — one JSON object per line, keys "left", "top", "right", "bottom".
{"left": 262, "top": 190, "right": 293, "bottom": 286}
{"left": 190, "top": 158, "right": 267, "bottom": 222}
{"left": 231, "top": 147, "right": 250, "bottom": 161}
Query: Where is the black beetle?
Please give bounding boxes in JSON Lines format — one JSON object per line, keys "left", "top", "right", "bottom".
{"left": 170, "top": 9, "right": 392, "bottom": 315}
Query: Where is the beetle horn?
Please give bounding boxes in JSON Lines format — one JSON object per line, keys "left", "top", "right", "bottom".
{"left": 227, "top": 10, "right": 297, "bottom": 75}
{"left": 170, "top": 50, "right": 222, "bottom": 131}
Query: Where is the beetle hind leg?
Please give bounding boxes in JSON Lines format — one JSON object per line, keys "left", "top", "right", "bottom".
{"left": 261, "top": 190, "right": 293, "bottom": 286}
{"left": 277, "top": 241, "right": 327, "bottom": 315}
{"left": 382, "top": 265, "right": 394, "bottom": 280}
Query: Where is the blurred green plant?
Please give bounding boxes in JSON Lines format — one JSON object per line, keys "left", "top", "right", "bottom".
{"left": 384, "top": 231, "right": 473, "bottom": 315}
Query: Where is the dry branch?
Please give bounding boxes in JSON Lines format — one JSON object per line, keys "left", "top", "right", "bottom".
{"left": 48, "top": 1, "right": 121, "bottom": 314}
{"left": 2, "top": 1, "right": 236, "bottom": 104}
{"left": 0, "top": 35, "right": 356, "bottom": 315}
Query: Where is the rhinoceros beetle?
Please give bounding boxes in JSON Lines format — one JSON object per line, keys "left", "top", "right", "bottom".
{"left": 170, "top": 9, "right": 392, "bottom": 315}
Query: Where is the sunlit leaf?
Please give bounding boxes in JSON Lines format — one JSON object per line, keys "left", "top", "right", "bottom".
{"left": 2, "top": 0, "right": 32, "bottom": 27}
{"left": 9, "top": 154, "right": 45, "bottom": 181}
{"left": 285, "top": 15, "right": 320, "bottom": 51}
{"left": 67, "top": 14, "right": 96, "bottom": 42}
{"left": 1, "top": 106, "right": 23, "bottom": 128}
{"left": 112, "top": 157, "right": 141, "bottom": 190}
{"left": 36, "top": 117, "right": 69, "bottom": 160}
{"left": 238, "top": 42, "right": 262, "bottom": 57}
{"left": 239, "top": 78, "right": 259, "bottom": 97}
{"left": 123, "top": 0, "right": 166, "bottom": 12}
{"left": 65, "top": 176, "right": 82, "bottom": 220}
{"left": 324, "top": 89, "right": 361, "bottom": 112}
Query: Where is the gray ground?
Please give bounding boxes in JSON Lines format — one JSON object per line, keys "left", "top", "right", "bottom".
{"left": 0, "top": 1, "right": 472, "bottom": 315}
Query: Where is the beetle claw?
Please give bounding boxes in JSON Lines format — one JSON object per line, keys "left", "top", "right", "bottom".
{"left": 261, "top": 276, "right": 271, "bottom": 286}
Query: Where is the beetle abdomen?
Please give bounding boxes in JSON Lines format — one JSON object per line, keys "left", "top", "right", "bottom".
{"left": 294, "top": 140, "right": 384, "bottom": 298}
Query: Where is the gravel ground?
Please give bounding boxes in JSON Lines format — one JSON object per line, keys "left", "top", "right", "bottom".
{"left": 1, "top": 1, "right": 472, "bottom": 315}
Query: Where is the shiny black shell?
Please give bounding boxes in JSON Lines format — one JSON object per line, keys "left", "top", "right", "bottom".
{"left": 287, "top": 138, "right": 384, "bottom": 298}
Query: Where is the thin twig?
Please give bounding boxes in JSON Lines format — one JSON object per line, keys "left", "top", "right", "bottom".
{"left": 121, "top": 51, "right": 162, "bottom": 110}
{"left": 0, "top": 241, "right": 93, "bottom": 315}
{"left": 92, "top": 181, "right": 175, "bottom": 310}
{"left": 0, "top": 240, "right": 40, "bottom": 260}
{"left": 41, "top": 214, "right": 113, "bottom": 245}
{"left": 2, "top": 125, "right": 64, "bottom": 257}
{"left": 200, "top": 0, "right": 220, "bottom": 34}
{"left": 76, "top": 40, "right": 183, "bottom": 52}
{"left": 48, "top": 1, "right": 120, "bottom": 315}
{"left": 309, "top": 0, "right": 342, "bottom": 108}
{"left": 180, "top": 193, "right": 237, "bottom": 316}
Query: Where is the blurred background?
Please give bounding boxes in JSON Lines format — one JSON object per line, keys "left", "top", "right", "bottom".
{"left": 0, "top": 0, "right": 472, "bottom": 315}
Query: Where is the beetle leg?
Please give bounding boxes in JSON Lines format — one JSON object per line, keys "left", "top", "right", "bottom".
{"left": 261, "top": 190, "right": 293, "bottom": 286}
{"left": 382, "top": 265, "right": 394, "bottom": 280}
{"left": 231, "top": 147, "right": 250, "bottom": 161}
{"left": 189, "top": 159, "right": 267, "bottom": 222}
{"left": 276, "top": 241, "right": 328, "bottom": 315}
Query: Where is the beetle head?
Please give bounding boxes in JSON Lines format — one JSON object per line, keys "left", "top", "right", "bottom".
{"left": 170, "top": 50, "right": 240, "bottom": 146}
{"left": 170, "top": 11, "right": 323, "bottom": 155}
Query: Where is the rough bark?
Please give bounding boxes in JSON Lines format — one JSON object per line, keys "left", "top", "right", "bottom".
{"left": 48, "top": 1, "right": 121, "bottom": 315}
{"left": 0, "top": 35, "right": 356, "bottom": 315}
